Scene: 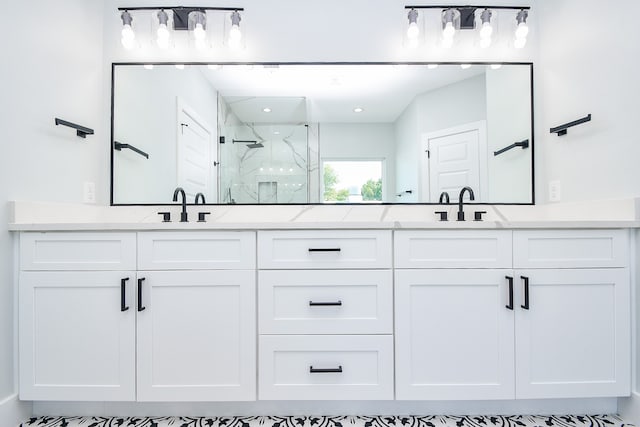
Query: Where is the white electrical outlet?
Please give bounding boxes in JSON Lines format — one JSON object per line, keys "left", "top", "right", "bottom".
{"left": 83, "top": 181, "right": 96, "bottom": 204}
{"left": 548, "top": 180, "right": 561, "bottom": 202}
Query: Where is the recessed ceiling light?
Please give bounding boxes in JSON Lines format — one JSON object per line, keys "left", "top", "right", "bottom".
{"left": 263, "top": 107, "right": 272, "bottom": 113}
{"left": 490, "top": 64, "right": 502, "bottom": 70}
{"left": 175, "top": 64, "right": 185, "bottom": 70}
{"left": 427, "top": 64, "right": 439, "bottom": 69}
{"left": 143, "top": 64, "right": 154, "bottom": 70}
{"left": 207, "top": 64, "right": 221, "bottom": 70}
{"left": 460, "top": 64, "right": 471, "bottom": 69}
{"left": 354, "top": 107, "right": 364, "bottom": 113}
{"left": 273, "top": 131, "right": 280, "bottom": 135}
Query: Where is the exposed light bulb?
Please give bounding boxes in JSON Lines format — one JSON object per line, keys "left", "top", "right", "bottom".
{"left": 229, "top": 10, "right": 242, "bottom": 50}
{"left": 480, "top": 22, "right": 493, "bottom": 39}
{"left": 193, "top": 23, "right": 206, "bottom": 40}
{"left": 442, "top": 21, "right": 455, "bottom": 39}
{"left": 407, "top": 22, "right": 419, "bottom": 40}
{"left": 480, "top": 37, "right": 492, "bottom": 48}
{"left": 441, "top": 36, "right": 453, "bottom": 49}
{"left": 120, "top": 11, "right": 135, "bottom": 49}
{"left": 516, "top": 22, "right": 529, "bottom": 39}
{"left": 157, "top": 24, "right": 170, "bottom": 49}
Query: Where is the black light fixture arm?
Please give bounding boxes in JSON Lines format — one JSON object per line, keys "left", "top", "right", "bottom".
{"left": 114, "top": 141, "right": 150, "bottom": 159}
{"left": 550, "top": 114, "right": 592, "bottom": 136}
{"left": 494, "top": 139, "right": 529, "bottom": 156}
{"left": 404, "top": 5, "right": 530, "bottom": 10}
{"left": 117, "top": 6, "right": 244, "bottom": 11}
{"left": 55, "top": 118, "right": 94, "bottom": 138}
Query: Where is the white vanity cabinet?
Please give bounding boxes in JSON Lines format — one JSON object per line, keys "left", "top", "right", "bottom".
{"left": 136, "top": 231, "right": 256, "bottom": 401}
{"left": 394, "top": 229, "right": 631, "bottom": 401}
{"left": 512, "top": 230, "right": 630, "bottom": 399}
{"left": 19, "top": 232, "right": 137, "bottom": 401}
{"left": 257, "top": 230, "right": 394, "bottom": 400}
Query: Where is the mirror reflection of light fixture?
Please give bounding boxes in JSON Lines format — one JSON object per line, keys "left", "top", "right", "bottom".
{"left": 188, "top": 10, "right": 207, "bottom": 49}
{"left": 228, "top": 10, "right": 243, "bottom": 49}
{"left": 120, "top": 10, "right": 136, "bottom": 49}
{"left": 514, "top": 9, "right": 529, "bottom": 48}
{"left": 441, "top": 8, "right": 458, "bottom": 48}
{"left": 156, "top": 9, "right": 170, "bottom": 49}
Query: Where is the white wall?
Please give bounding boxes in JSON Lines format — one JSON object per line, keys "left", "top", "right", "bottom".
{"left": 535, "top": 0, "right": 640, "bottom": 203}
{"left": 0, "top": 0, "right": 106, "bottom": 424}
{"left": 321, "top": 123, "right": 395, "bottom": 201}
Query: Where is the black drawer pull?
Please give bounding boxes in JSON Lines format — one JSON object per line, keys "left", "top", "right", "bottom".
{"left": 137, "top": 277, "right": 146, "bottom": 312}
{"left": 505, "top": 276, "right": 514, "bottom": 310}
{"left": 521, "top": 276, "right": 530, "bottom": 310}
{"left": 121, "top": 277, "right": 130, "bottom": 312}
{"left": 308, "top": 248, "right": 341, "bottom": 252}
{"left": 309, "top": 365, "right": 343, "bottom": 373}
{"left": 309, "top": 300, "right": 343, "bottom": 307}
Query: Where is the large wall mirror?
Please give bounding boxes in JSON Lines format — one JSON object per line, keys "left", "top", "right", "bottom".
{"left": 111, "top": 62, "right": 533, "bottom": 205}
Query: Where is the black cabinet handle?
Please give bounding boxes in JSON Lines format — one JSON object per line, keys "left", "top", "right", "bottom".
{"left": 309, "top": 365, "right": 343, "bottom": 373}
{"left": 308, "top": 248, "right": 341, "bottom": 252}
{"left": 121, "top": 278, "right": 130, "bottom": 312}
{"left": 309, "top": 300, "right": 342, "bottom": 307}
{"left": 137, "top": 277, "right": 146, "bottom": 312}
{"left": 521, "top": 276, "right": 530, "bottom": 310}
{"left": 505, "top": 276, "right": 514, "bottom": 310}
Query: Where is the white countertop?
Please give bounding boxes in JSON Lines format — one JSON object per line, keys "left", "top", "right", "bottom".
{"left": 8, "top": 199, "right": 640, "bottom": 231}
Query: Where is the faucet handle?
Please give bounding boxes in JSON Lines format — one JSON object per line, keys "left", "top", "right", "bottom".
{"left": 198, "top": 212, "right": 211, "bottom": 222}
{"left": 457, "top": 211, "right": 465, "bottom": 221}
{"left": 157, "top": 212, "right": 171, "bottom": 222}
{"left": 474, "top": 211, "right": 487, "bottom": 221}
{"left": 435, "top": 211, "right": 448, "bottom": 221}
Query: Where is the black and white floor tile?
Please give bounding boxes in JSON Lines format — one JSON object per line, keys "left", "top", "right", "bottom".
{"left": 19, "top": 414, "right": 633, "bottom": 427}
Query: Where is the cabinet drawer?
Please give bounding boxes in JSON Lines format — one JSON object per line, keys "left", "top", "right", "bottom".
{"left": 20, "top": 232, "right": 136, "bottom": 271}
{"left": 394, "top": 230, "right": 512, "bottom": 268}
{"left": 258, "top": 335, "right": 393, "bottom": 400}
{"left": 138, "top": 231, "right": 255, "bottom": 270}
{"left": 513, "top": 229, "right": 629, "bottom": 268}
{"left": 259, "top": 270, "right": 392, "bottom": 334}
{"left": 257, "top": 230, "right": 391, "bottom": 269}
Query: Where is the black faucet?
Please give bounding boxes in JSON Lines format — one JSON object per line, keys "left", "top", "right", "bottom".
{"left": 173, "top": 187, "right": 188, "bottom": 222}
{"left": 195, "top": 193, "right": 206, "bottom": 204}
{"left": 457, "top": 186, "right": 475, "bottom": 221}
{"left": 439, "top": 191, "right": 450, "bottom": 204}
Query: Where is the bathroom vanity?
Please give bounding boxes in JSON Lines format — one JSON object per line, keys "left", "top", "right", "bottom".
{"left": 10, "top": 200, "right": 637, "bottom": 410}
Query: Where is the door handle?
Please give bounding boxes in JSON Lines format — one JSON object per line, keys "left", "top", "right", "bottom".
{"left": 120, "top": 277, "right": 130, "bottom": 312}
{"left": 505, "top": 276, "right": 514, "bottom": 310}
{"left": 137, "top": 277, "right": 146, "bottom": 312}
{"left": 521, "top": 276, "right": 530, "bottom": 310}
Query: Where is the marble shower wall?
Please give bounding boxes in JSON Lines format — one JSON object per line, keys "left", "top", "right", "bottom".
{"left": 218, "top": 97, "right": 310, "bottom": 203}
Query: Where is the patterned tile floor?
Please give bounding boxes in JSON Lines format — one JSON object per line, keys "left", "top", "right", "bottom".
{"left": 19, "top": 414, "right": 633, "bottom": 427}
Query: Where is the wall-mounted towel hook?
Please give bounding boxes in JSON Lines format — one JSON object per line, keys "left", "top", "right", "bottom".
{"left": 550, "top": 114, "right": 591, "bottom": 136}
{"left": 494, "top": 139, "right": 529, "bottom": 156}
{"left": 55, "top": 118, "right": 94, "bottom": 138}
{"left": 114, "top": 141, "right": 149, "bottom": 159}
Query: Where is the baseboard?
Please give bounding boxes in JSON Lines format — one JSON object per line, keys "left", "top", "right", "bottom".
{"left": 618, "top": 392, "right": 640, "bottom": 424}
{"left": 0, "top": 394, "right": 32, "bottom": 427}
{"left": 34, "top": 398, "right": 617, "bottom": 418}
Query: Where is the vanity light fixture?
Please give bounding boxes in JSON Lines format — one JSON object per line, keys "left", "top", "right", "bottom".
{"left": 156, "top": 9, "right": 170, "bottom": 49}
{"left": 514, "top": 9, "right": 529, "bottom": 48}
{"left": 354, "top": 107, "right": 364, "bottom": 113}
{"left": 116, "top": 6, "right": 244, "bottom": 50}
{"left": 403, "top": 5, "right": 530, "bottom": 50}
{"left": 120, "top": 10, "right": 136, "bottom": 49}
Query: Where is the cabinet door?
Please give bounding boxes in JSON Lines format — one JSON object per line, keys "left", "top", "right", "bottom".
{"left": 515, "top": 268, "right": 630, "bottom": 399}
{"left": 395, "top": 269, "right": 515, "bottom": 400}
{"left": 19, "top": 271, "right": 136, "bottom": 401}
{"left": 136, "top": 270, "right": 256, "bottom": 401}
